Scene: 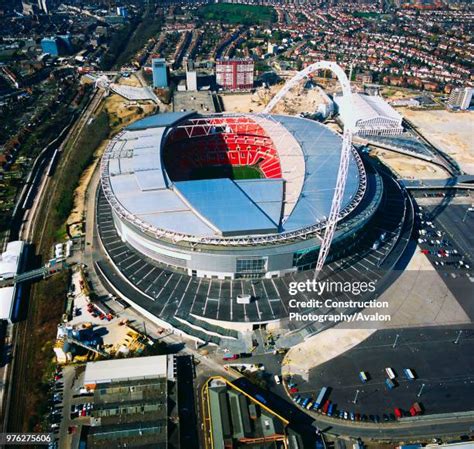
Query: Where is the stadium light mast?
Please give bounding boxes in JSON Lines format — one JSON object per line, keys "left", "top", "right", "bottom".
{"left": 262, "top": 61, "right": 353, "bottom": 280}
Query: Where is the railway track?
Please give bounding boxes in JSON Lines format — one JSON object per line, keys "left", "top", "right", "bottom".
{"left": 4, "top": 88, "right": 105, "bottom": 434}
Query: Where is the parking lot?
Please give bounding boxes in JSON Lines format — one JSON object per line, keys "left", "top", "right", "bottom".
{"left": 416, "top": 202, "right": 474, "bottom": 319}
{"left": 45, "top": 365, "right": 89, "bottom": 449}
{"left": 290, "top": 326, "right": 474, "bottom": 420}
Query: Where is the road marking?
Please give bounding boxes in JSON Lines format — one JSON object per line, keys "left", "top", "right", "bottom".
{"left": 137, "top": 266, "right": 156, "bottom": 286}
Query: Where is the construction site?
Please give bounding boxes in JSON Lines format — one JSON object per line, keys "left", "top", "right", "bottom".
{"left": 53, "top": 267, "right": 152, "bottom": 364}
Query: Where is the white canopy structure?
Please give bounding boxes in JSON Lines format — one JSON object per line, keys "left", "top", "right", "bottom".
{"left": 335, "top": 93, "right": 403, "bottom": 136}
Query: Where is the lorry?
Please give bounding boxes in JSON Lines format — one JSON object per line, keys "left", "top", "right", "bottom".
{"left": 314, "top": 387, "right": 328, "bottom": 409}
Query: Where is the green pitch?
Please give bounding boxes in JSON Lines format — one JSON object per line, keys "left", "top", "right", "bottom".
{"left": 190, "top": 165, "right": 263, "bottom": 181}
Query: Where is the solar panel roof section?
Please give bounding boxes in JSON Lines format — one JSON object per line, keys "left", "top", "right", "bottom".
{"left": 234, "top": 179, "right": 283, "bottom": 226}
{"left": 117, "top": 190, "right": 189, "bottom": 216}
{"left": 143, "top": 210, "right": 216, "bottom": 236}
{"left": 126, "top": 111, "right": 196, "bottom": 131}
{"left": 174, "top": 179, "right": 279, "bottom": 236}
{"left": 121, "top": 127, "right": 168, "bottom": 191}
{"left": 274, "top": 115, "right": 360, "bottom": 232}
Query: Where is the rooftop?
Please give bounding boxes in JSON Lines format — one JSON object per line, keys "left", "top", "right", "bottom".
{"left": 335, "top": 93, "right": 403, "bottom": 130}
{"left": 101, "top": 112, "right": 364, "bottom": 243}
{"left": 84, "top": 355, "right": 168, "bottom": 385}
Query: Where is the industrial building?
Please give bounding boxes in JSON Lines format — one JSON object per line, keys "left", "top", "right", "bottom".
{"left": 335, "top": 93, "right": 404, "bottom": 136}
{"left": 81, "top": 355, "right": 174, "bottom": 449}
{"left": 152, "top": 58, "right": 169, "bottom": 89}
{"left": 205, "top": 377, "right": 288, "bottom": 449}
{"left": 447, "top": 87, "right": 473, "bottom": 110}
{"left": 216, "top": 59, "right": 254, "bottom": 91}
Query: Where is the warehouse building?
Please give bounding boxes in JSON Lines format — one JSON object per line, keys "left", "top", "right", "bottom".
{"left": 82, "top": 355, "right": 175, "bottom": 449}
{"left": 335, "top": 93, "right": 404, "bottom": 136}
{"left": 206, "top": 378, "right": 287, "bottom": 449}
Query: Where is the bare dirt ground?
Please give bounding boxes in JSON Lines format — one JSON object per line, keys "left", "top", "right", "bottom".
{"left": 399, "top": 108, "right": 474, "bottom": 174}
{"left": 66, "top": 140, "right": 108, "bottom": 237}
{"left": 221, "top": 84, "right": 328, "bottom": 115}
{"left": 117, "top": 73, "right": 142, "bottom": 87}
{"left": 104, "top": 93, "right": 156, "bottom": 130}
{"left": 371, "top": 150, "right": 450, "bottom": 179}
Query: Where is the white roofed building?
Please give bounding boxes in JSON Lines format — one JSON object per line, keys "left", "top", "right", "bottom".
{"left": 335, "top": 93, "right": 404, "bottom": 136}
{"left": 0, "top": 241, "right": 24, "bottom": 280}
{"left": 0, "top": 241, "right": 25, "bottom": 323}
{"left": 84, "top": 354, "right": 170, "bottom": 388}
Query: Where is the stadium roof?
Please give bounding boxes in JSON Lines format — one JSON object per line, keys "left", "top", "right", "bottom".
{"left": 175, "top": 179, "right": 280, "bottom": 236}
{"left": 101, "top": 113, "right": 364, "bottom": 242}
{"left": 273, "top": 115, "right": 360, "bottom": 232}
{"left": 126, "top": 111, "right": 195, "bottom": 130}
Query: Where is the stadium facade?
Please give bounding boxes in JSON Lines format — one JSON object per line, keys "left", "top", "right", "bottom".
{"left": 100, "top": 112, "right": 382, "bottom": 280}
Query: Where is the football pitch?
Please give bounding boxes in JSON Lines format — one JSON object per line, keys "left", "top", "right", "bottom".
{"left": 190, "top": 165, "right": 263, "bottom": 181}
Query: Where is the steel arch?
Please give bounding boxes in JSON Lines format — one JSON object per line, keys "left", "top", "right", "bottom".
{"left": 263, "top": 61, "right": 353, "bottom": 278}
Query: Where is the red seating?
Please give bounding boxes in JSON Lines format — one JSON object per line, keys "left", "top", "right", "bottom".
{"left": 163, "top": 117, "right": 282, "bottom": 180}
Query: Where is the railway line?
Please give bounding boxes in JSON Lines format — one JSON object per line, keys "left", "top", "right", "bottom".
{"left": 3, "top": 87, "right": 105, "bottom": 434}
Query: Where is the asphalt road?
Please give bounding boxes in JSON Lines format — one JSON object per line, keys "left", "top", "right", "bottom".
{"left": 293, "top": 326, "right": 474, "bottom": 417}
{"left": 176, "top": 355, "right": 199, "bottom": 449}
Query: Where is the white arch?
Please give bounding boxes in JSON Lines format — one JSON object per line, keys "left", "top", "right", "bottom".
{"left": 263, "top": 61, "right": 351, "bottom": 113}
{"left": 263, "top": 61, "right": 353, "bottom": 279}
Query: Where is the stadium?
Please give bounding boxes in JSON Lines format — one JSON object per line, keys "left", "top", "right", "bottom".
{"left": 100, "top": 111, "right": 372, "bottom": 278}
{"left": 96, "top": 110, "right": 412, "bottom": 339}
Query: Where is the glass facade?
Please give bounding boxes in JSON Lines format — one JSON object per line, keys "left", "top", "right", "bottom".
{"left": 236, "top": 258, "right": 266, "bottom": 273}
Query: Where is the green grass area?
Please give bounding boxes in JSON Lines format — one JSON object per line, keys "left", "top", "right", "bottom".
{"left": 197, "top": 3, "right": 276, "bottom": 26}
{"left": 353, "top": 11, "right": 392, "bottom": 20}
{"left": 232, "top": 165, "right": 262, "bottom": 180}
{"left": 56, "top": 111, "right": 110, "bottom": 225}
{"left": 190, "top": 165, "right": 263, "bottom": 181}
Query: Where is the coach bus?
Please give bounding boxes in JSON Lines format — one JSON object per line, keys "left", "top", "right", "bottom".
{"left": 314, "top": 387, "right": 328, "bottom": 409}
{"left": 385, "top": 367, "right": 396, "bottom": 379}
